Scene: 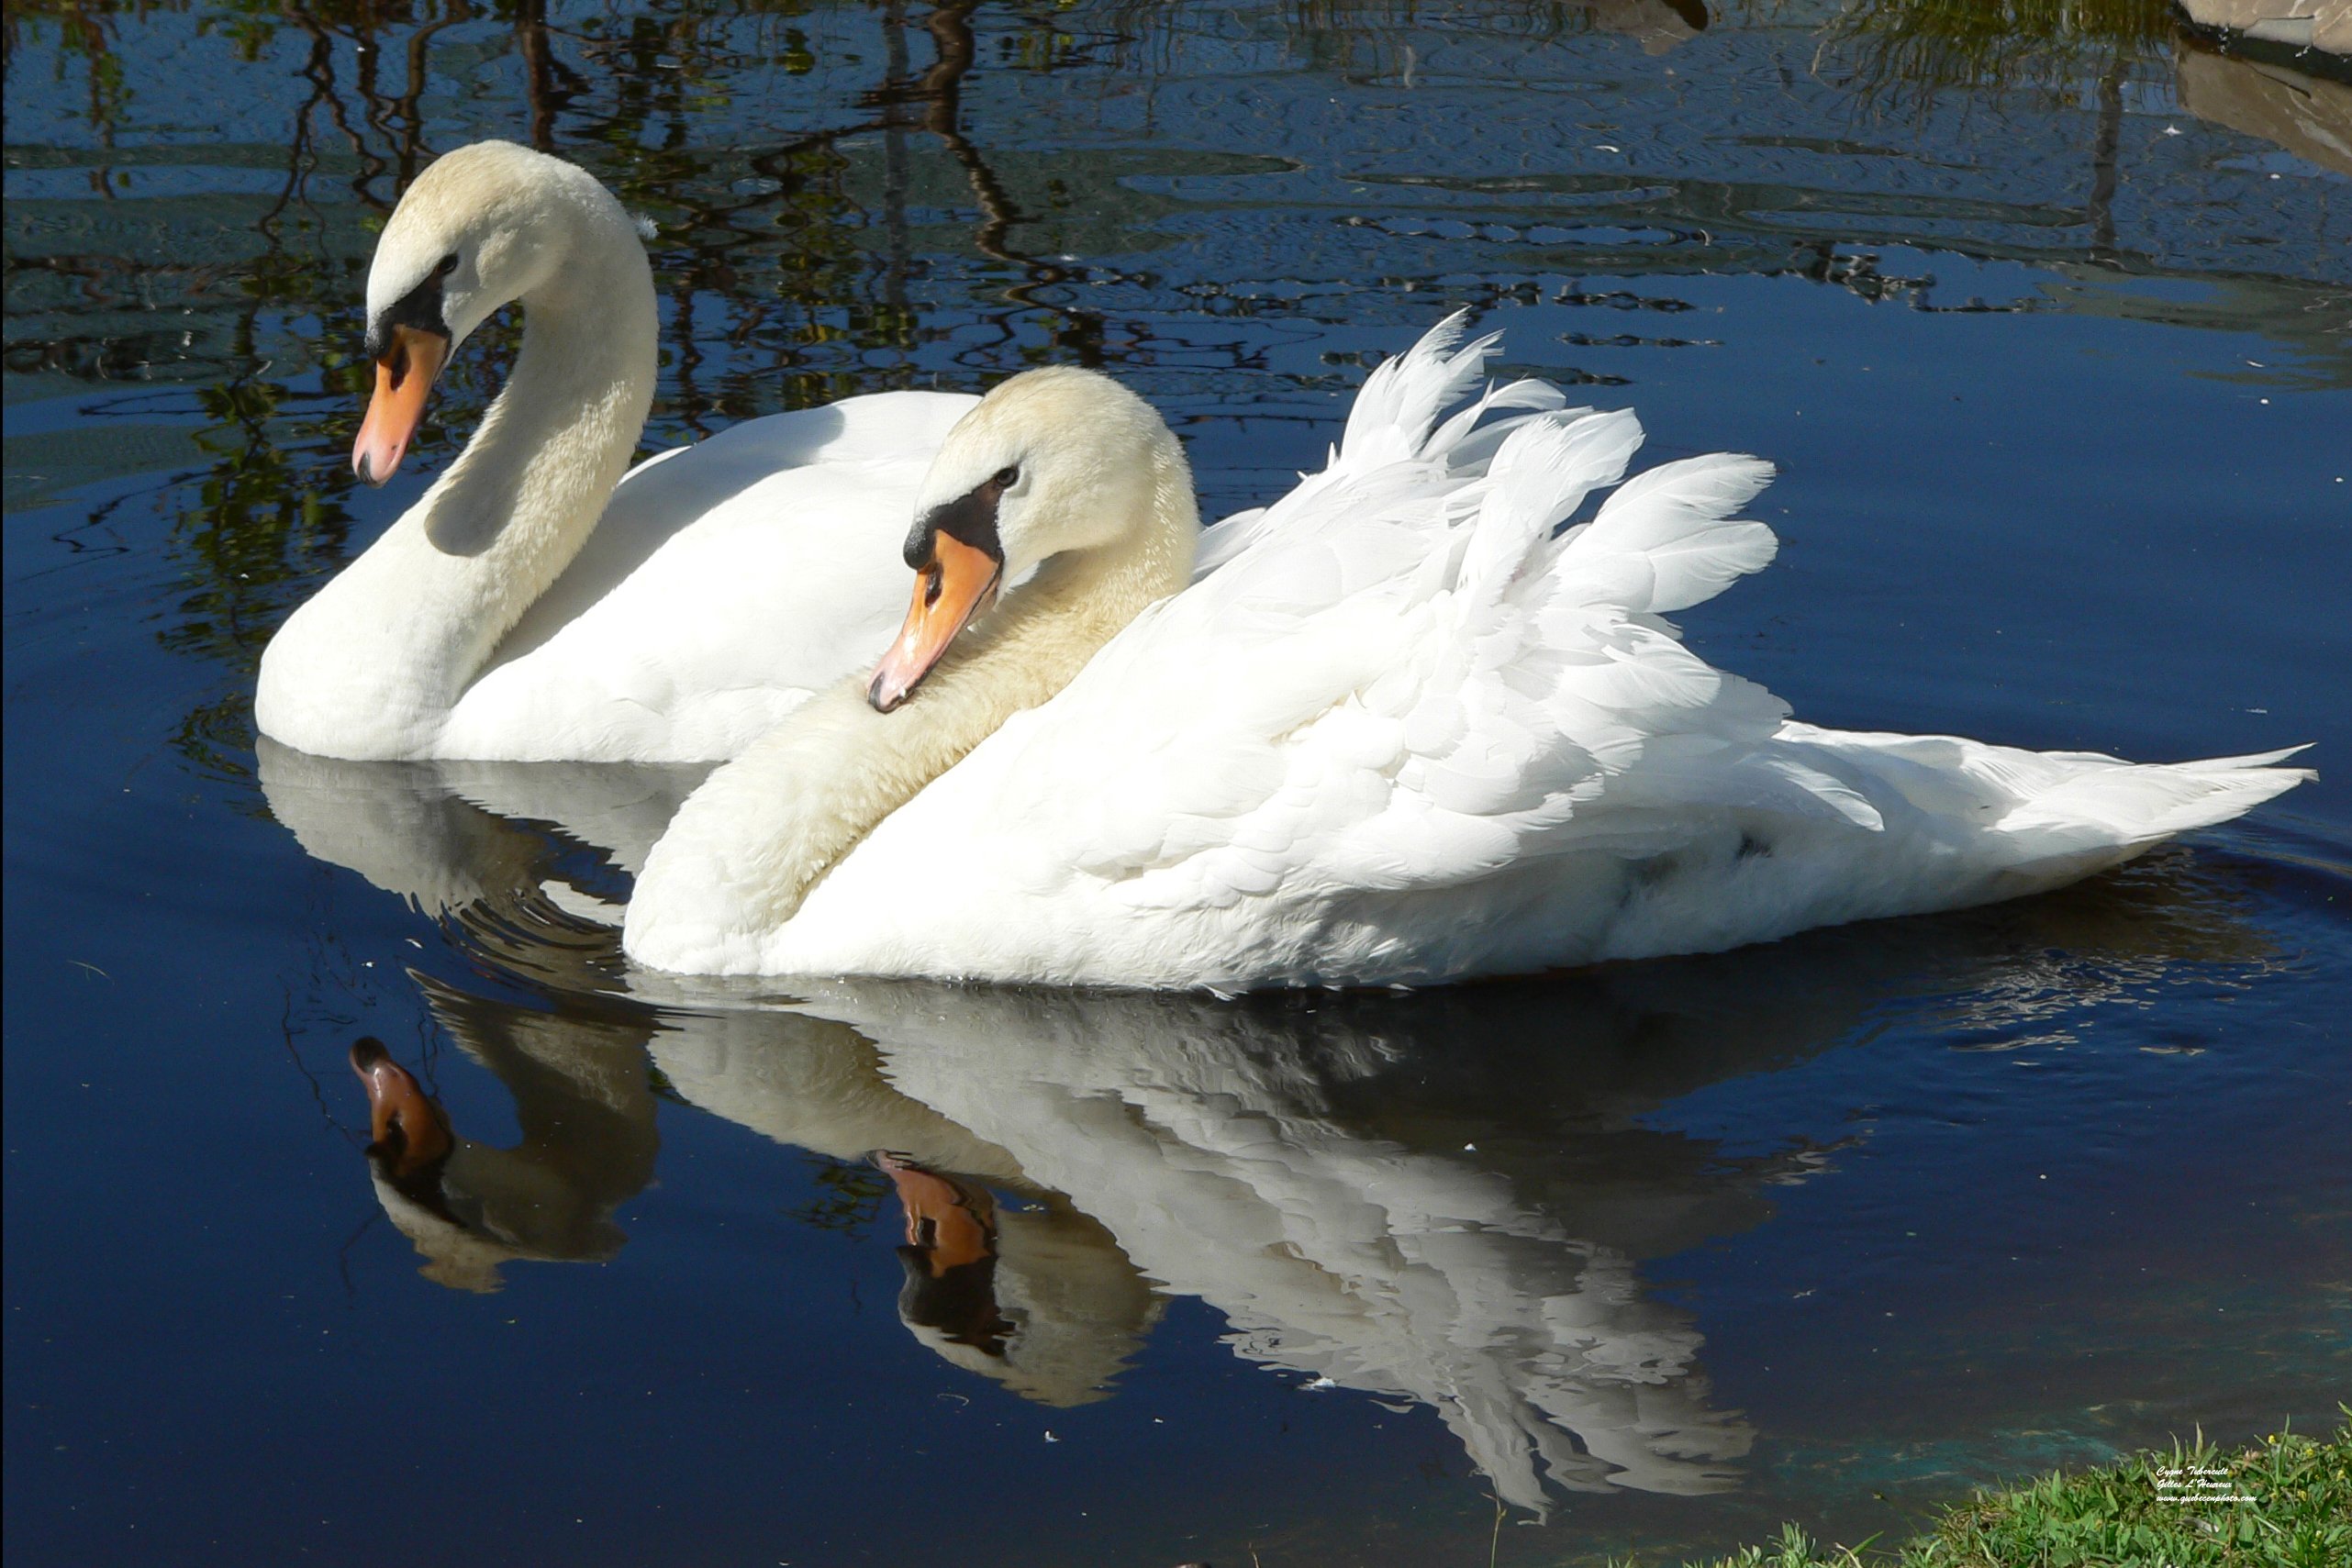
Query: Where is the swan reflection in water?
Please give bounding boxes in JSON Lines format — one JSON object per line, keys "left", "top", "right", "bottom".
{"left": 334, "top": 969, "right": 1778, "bottom": 1504}
{"left": 264, "top": 741, "right": 2277, "bottom": 1512}
{"left": 343, "top": 978, "right": 658, "bottom": 1295}
{"left": 2175, "top": 28, "right": 2352, "bottom": 181}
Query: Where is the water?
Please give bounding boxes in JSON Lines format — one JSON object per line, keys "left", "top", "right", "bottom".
{"left": 5, "top": 3, "right": 2348, "bottom": 1563}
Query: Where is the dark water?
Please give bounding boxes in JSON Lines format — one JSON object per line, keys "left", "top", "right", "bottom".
{"left": 6, "top": 3, "right": 2349, "bottom": 1564}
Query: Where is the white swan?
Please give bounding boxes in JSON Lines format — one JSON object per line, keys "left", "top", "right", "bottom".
{"left": 254, "top": 140, "right": 976, "bottom": 762}
{"left": 623, "top": 318, "right": 2311, "bottom": 987}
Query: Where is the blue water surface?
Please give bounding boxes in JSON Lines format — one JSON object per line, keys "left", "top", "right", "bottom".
{"left": 6, "top": 4, "right": 2348, "bottom": 1565}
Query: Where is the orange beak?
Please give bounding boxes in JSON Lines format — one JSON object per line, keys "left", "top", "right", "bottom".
{"left": 352, "top": 324, "right": 448, "bottom": 485}
{"left": 868, "top": 532, "right": 1002, "bottom": 713}
{"left": 875, "top": 1151, "right": 998, "bottom": 1274}
{"left": 350, "top": 1039, "right": 453, "bottom": 1175}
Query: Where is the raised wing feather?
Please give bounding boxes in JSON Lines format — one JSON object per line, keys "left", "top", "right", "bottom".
{"left": 946, "top": 329, "right": 1795, "bottom": 917}
{"left": 774, "top": 320, "right": 2305, "bottom": 987}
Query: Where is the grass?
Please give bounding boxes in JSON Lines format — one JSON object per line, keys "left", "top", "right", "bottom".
{"left": 1657, "top": 1417, "right": 2352, "bottom": 1568}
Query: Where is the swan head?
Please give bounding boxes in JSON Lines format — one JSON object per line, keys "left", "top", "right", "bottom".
{"left": 870, "top": 365, "right": 1190, "bottom": 712}
{"left": 353, "top": 140, "right": 630, "bottom": 485}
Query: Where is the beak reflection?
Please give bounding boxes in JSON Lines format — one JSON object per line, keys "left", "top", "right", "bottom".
{"left": 874, "top": 1150, "right": 1014, "bottom": 1356}
{"left": 351, "top": 1036, "right": 454, "bottom": 1180}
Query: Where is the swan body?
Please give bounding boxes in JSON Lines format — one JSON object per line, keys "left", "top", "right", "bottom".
{"left": 624, "top": 318, "right": 2310, "bottom": 988}
{"left": 254, "top": 140, "right": 976, "bottom": 762}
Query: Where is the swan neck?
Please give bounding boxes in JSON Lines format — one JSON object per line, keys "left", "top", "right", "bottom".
{"left": 823, "top": 439, "right": 1203, "bottom": 884}
{"left": 413, "top": 241, "right": 658, "bottom": 642}
{"left": 630, "top": 449, "right": 1196, "bottom": 963}
{"left": 257, "top": 209, "right": 656, "bottom": 758}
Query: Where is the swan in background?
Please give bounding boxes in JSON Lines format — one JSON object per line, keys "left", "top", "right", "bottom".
{"left": 255, "top": 140, "right": 977, "bottom": 762}
{"left": 624, "top": 317, "right": 2309, "bottom": 987}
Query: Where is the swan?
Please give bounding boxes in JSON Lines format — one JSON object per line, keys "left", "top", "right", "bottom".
{"left": 254, "top": 140, "right": 977, "bottom": 762}
{"left": 621, "top": 317, "right": 2311, "bottom": 987}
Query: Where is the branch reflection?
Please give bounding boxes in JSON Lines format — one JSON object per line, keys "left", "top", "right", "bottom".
{"left": 11, "top": 0, "right": 2347, "bottom": 790}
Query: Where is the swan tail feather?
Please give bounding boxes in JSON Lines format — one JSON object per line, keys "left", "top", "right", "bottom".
{"left": 1047, "top": 390, "right": 1813, "bottom": 915}
{"left": 1335, "top": 309, "right": 1492, "bottom": 469}
{"left": 1992, "top": 750, "right": 2313, "bottom": 848}
{"left": 2172, "top": 743, "right": 2313, "bottom": 773}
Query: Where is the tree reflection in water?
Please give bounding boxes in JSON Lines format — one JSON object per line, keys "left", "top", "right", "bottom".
{"left": 8, "top": 0, "right": 2346, "bottom": 785}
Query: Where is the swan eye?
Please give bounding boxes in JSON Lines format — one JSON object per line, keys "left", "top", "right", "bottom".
{"left": 993, "top": 465, "right": 1020, "bottom": 489}
{"left": 435, "top": 253, "right": 460, "bottom": 278}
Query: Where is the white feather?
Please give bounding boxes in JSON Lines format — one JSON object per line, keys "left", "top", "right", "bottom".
{"left": 638, "top": 318, "right": 2312, "bottom": 987}
{"left": 256, "top": 141, "right": 978, "bottom": 762}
